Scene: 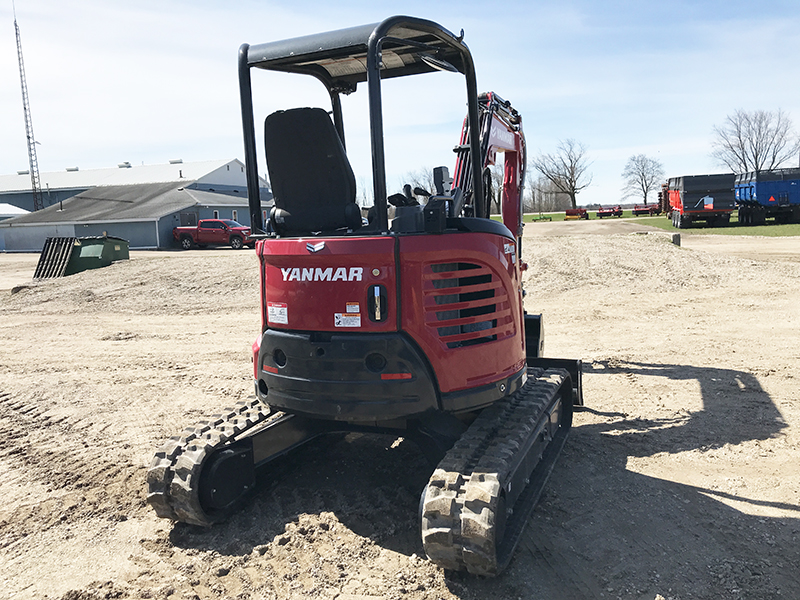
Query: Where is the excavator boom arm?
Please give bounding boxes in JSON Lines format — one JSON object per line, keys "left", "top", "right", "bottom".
{"left": 453, "top": 92, "right": 526, "bottom": 239}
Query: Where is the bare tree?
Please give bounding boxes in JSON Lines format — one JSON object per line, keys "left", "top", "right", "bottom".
{"left": 522, "top": 181, "right": 536, "bottom": 214}
{"left": 402, "top": 164, "right": 506, "bottom": 213}
{"left": 530, "top": 175, "right": 572, "bottom": 212}
{"left": 401, "top": 167, "right": 436, "bottom": 194}
{"left": 530, "top": 139, "right": 592, "bottom": 209}
{"left": 711, "top": 109, "right": 800, "bottom": 173}
{"left": 621, "top": 154, "right": 665, "bottom": 205}
{"left": 356, "top": 176, "right": 372, "bottom": 208}
{"left": 487, "top": 162, "right": 504, "bottom": 215}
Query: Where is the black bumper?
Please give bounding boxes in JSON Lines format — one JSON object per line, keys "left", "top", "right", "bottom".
{"left": 256, "top": 329, "right": 439, "bottom": 421}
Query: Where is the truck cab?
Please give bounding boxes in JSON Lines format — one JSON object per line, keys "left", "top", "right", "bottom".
{"left": 173, "top": 219, "right": 252, "bottom": 249}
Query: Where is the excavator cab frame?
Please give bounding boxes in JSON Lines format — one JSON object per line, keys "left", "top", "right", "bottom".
{"left": 238, "top": 15, "right": 487, "bottom": 235}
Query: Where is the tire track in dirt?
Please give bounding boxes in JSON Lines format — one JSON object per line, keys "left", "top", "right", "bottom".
{"left": 0, "top": 390, "right": 146, "bottom": 551}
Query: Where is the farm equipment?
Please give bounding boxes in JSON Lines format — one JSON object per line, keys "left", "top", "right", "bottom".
{"left": 565, "top": 208, "right": 588, "bottom": 220}
{"left": 735, "top": 168, "right": 800, "bottom": 225}
{"left": 596, "top": 205, "right": 622, "bottom": 218}
{"left": 632, "top": 204, "right": 660, "bottom": 216}
{"left": 664, "top": 174, "right": 735, "bottom": 228}
{"left": 147, "top": 16, "right": 583, "bottom": 576}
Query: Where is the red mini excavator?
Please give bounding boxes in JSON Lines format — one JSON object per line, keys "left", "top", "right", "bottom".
{"left": 147, "top": 15, "right": 583, "bottom": 576}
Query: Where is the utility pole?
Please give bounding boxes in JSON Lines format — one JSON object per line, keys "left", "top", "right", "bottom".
{"left": 14, "top": 3, "right": 44, "bottom": 211}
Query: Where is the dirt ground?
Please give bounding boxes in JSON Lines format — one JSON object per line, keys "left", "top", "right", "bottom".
{"left": 1, "top": 221, "right": 798, "bottom": 600}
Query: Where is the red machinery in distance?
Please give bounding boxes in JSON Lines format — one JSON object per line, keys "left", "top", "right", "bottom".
{"left": 596, "top": 205, "right": 623, "bottom": 218}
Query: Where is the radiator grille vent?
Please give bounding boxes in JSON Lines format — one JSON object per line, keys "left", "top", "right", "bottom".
{"left": 424, "top": 262, "right": 512, "bottom": 349}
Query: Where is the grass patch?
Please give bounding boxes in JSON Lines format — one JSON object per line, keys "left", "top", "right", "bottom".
{"left": 523, "top": 209, "right": 659, "bottom": 222}
{"left": 495, "top": 213, "right": 568, "bottom": 222}
{"left": 506, "top": 210, "right": 800, "bottom": 236}
{"left": 528, "top": 208, "right": 800, "bottom": 236}
{"left": 629, "top": 216, "right": 800, "bottom": 236}
{"left": 522, "top": 210, "right": 646, "bottom": 223}
{"left": 523, "top": 212, "right": 565, "bottom": 222}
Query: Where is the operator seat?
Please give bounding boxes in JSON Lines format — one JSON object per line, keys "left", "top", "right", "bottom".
{"left": 265, "top": 107, "right": 362, "bottom": 235}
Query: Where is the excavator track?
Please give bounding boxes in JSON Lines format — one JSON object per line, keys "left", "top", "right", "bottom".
{"left": 421, "top": 367, "right": 573, "bottom": 576}
{"left": 146, "top": 398, "right": 276, "bottom": 527}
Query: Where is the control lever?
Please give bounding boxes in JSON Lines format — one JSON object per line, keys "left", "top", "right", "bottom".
{"left": 414, "top": 187, "right": 431, "bottom": 198}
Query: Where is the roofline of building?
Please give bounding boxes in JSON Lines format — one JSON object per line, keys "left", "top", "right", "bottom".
{"left": 0, "top": 198, "right": 274, "bottom": 227}
{"left": 0, "top": 158, "right": 271, "bottom": 194}
{"left": 0, "top": 217, "right": 162, "bottom": 227}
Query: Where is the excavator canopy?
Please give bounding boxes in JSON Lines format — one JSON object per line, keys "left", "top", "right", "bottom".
{"left": 238, "top": 16, "right": 483, "bottom": 234}
{"left": 243, "top": 20, "right": 469, "bottom": 91}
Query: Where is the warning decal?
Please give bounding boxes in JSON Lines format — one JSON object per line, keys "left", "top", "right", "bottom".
{"left": 346, "top": 302, "right": 360, "bottom": 314}
{"left": 334, "top": 313, "right": 361, "bottom": 328}
{"left": 267, "top": 302, "right": 288, "bottom": 325}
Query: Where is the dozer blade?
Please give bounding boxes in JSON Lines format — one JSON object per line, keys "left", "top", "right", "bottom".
{"left": 420, "top": 367, "right": 573, "bottom": 576}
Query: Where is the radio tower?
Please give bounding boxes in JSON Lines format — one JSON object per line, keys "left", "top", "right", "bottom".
{"left": 14, "top": 3, "right": 44, "bottom": 211}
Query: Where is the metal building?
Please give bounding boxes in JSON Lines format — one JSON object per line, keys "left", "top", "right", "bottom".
{"left": 0, "top": 159, "right": 272, "bottom": 251}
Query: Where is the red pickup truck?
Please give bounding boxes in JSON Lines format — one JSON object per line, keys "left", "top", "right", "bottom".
{"left": 173, "top": 219, "right": 253, "bottom": 250}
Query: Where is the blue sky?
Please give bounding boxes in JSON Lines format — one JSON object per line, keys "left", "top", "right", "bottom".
{"left": 3, "top": 0, "right": 800, "bottom": 206}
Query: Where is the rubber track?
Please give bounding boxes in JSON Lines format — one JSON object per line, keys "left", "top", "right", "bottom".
{"left": 421, "top": 368, "right": 569, "bottom": 576}
{"left": 146, "top": 398, "right": 275, "bottom": 527}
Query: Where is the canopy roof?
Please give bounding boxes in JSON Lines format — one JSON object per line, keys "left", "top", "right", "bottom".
{"left": 243, "top": 18, "right": 468, "bottom": 92}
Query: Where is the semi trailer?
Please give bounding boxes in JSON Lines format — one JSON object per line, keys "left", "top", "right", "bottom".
{"left": 664, "top": 173, "right": 735, "bottom": 229}
{"left": 735, "top": 168, "right": 800, "bottom": 225}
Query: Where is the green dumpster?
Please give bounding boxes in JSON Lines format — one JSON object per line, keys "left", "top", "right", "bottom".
{"left": 34, "top": 235, "right": 130, "bottom": 279}
{"left": 64, "top": 236, "right": 129, "bottom": 275}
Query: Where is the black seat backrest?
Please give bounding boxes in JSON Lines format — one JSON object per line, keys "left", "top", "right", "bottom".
{"left": 265, "top": 107, "right": 361, "bottom": 235}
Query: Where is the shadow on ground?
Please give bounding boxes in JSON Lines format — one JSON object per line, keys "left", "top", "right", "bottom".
{"left": 166, "top": 359, "right": 798, "bottom": 600}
